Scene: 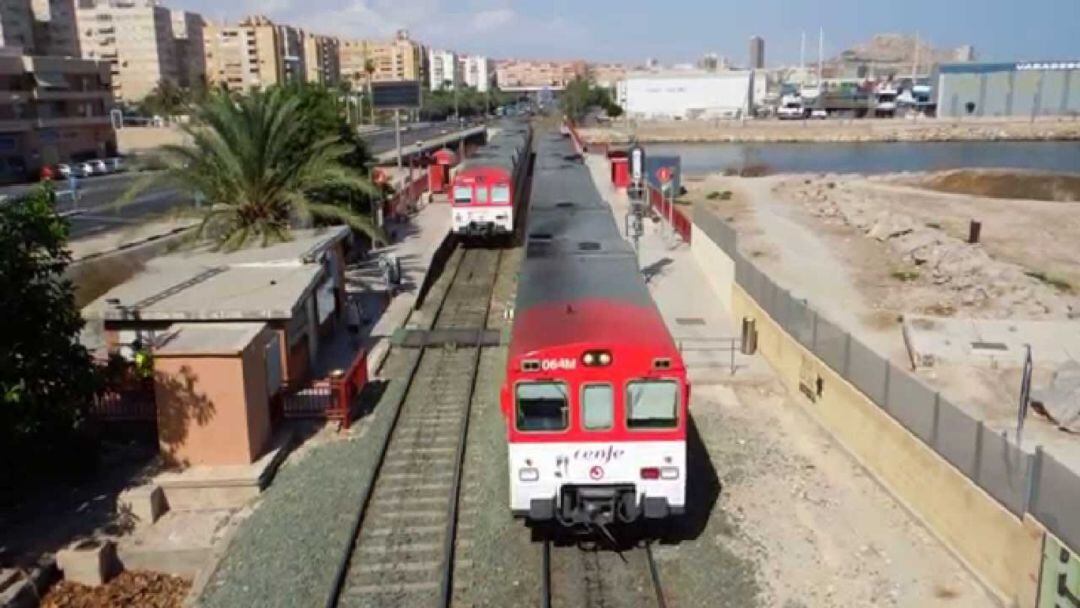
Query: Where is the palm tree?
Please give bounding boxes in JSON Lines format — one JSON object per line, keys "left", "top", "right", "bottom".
{"left": 127, "top": 88, "right": 384, "bottom": 250}
{"left": 364, "top": 59, "right": 376, "bottom": 124}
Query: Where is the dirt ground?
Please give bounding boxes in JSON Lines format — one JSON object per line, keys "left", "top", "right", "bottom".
{"left": 41, "top": 570, "right": 190, "bottom": 608}
{"left": 692, "top": 380, "right": 995, "bottom": 607}
{"left": 684, "top": 169, "right": 1080, "bottom": 467}
{"left": 579, "top": 116, "right": 1080, "bottom": 144}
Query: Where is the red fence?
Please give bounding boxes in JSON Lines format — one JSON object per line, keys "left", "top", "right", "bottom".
{"left": 384, "top": 171, "right": 429, "bottom": 220}
{"left": 280, "top": 349, "right": 368, "bottom": 430}
{"left": 647, "top": 185, "right": 693, "bottom": 243}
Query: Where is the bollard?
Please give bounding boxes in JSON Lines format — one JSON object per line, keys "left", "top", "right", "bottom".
{"left": 740, "top": 317, "right": 758, "bottom": 355}
{"left": 968, "top": 220, "right": 982, "bottom": 244}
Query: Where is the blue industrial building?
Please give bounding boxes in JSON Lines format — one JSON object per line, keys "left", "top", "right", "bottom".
{"left": 936, "top": 61, "right": 1080, "bottom": 118}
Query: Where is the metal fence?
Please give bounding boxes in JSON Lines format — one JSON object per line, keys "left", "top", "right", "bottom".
{"left": 693, "top": 204, "right": 1080, "bottom": 553}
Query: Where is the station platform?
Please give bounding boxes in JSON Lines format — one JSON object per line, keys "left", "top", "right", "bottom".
{"left": 343, "top": 193, "right": 451, "bottom": 377}
{"left": 583, "top": 154, "right": 768, "bottom": 385}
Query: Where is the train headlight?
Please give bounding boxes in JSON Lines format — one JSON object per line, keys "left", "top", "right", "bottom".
{"left": 582, "top": 350, "right": 612, "bottom": 367}
{"left": 518, "top": 467, "right": 539, "bottom": 482}
{"left": 660, "top": 466, "right": 680, "bottom": 480}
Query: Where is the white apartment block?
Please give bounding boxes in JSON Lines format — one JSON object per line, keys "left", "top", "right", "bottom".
{"left": 460, "top": 54, "right": 492, "bottom": 92}
{"left": 428, "top": 48, "right": 459, "bottom": 91}
{"left": 75, "top": 0, "right": 179, "bottom": 102}
{"left": 0, "top": 0, "right": 35, "bottom": 51}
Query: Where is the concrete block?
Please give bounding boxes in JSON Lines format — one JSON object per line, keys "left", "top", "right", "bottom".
{"left": 56, "top": 538, "right": 120, "bottom": 587}
{"left": 118, "top": 484, "right": 167, "bottom": 526}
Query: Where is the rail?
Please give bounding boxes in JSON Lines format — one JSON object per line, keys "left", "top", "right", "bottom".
{"left": 541, "top": 538, "right": 668, "bottom": 607}
{"left": 325, "top": 247, "right": 502, "bottom": 607}
{"left": 91, "top": 384, "right": 156, "bottom": 422}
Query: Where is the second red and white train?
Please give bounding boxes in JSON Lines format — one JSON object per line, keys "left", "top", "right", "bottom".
{"left": 450, "top": 121, "right": 532, "bottom": 239}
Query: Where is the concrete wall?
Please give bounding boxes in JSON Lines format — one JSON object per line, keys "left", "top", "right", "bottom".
{"left": 154, "top": 327, "right": 274, "bottom": 466}
{"left": 937, "top": 66, "right": 1080, "bottom": 118}
{"left": 117, "top": 126, "right": 189, "bottom": 154}
{"left": 690, "top": 223, "right": 1047, "bottom": 606}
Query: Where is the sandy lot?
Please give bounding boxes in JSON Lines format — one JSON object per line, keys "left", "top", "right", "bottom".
{"left": 684, "top": 170, "right": 1080, "bottom": 465}
{"left": 580, "top": 117, "right": 1080, "bottom": 144}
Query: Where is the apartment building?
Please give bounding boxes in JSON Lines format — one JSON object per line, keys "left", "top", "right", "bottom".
{"left": 277, "top": 22, "right": 304, "bottom": 85}
{"left": 74, "top": 0, "right": 178, "bottom": 102}
{"left": 460, "top": 55, "right": 492, "bottom": 92}
{"left": 204, "top": 15, "right": 279, "bottom": 93}
{"left": 31, "top": 0, "right": 80, "bottom": 57}
{"left": 303, "top": 33, "right": 339, "bottom": 86}
{"left": 428, "top": 48, "right": 459, "bottom": 91}
{"left": 170, "top": 10, "right": 205, "bottom": 88}
{"left": 0, "top": 49, "right": 116, "bottom": 181}
{"left": 495, "top": 59, "right": 586, "bottom": 90}
{"left": 204, "top": 15, "right": 318, "bottom": 92}
{"left": 338, "top": 39, "right": 369, "bottom": 90}
{"left": 0, "top": 0, "right": 35, "bottom": 51}
{"left": 367, "top": 30, "right": 423, "bottom": 83}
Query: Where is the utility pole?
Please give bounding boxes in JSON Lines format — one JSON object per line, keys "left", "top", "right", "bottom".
{"left": 818, "top": 28, "right": 824, "bottom": 86}
{"left": 395, "top": 109, "right": 403, "bottom": 170}
{"left": 800, "top": 31, "right": 806, "bottom": 75}
{"left": 912, "top": 32, "right": 920, "bottom": 79}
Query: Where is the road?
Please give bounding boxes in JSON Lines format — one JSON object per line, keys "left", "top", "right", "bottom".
{"left": 0, "top": 123, "right": 482, "bottom": 240}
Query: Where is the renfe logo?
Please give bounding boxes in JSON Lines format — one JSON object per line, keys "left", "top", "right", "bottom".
{"left": 574, "top": 445, "right": 625, "bottom": 464}
{"left": 540, "top": 358, "right": 576, "bottom": 371}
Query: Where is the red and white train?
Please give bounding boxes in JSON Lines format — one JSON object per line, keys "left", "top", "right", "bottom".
{"left": 450, "top": 121, "right": 532, "bottom": 239}
{"left": 500, "top": 127, "right": 689, "bottom": 527}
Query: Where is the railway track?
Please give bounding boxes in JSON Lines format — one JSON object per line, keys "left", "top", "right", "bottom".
{"left": 326, "top": 246, "right": 503, "bottom": 608}
{"left": 542, "top": 536, "right": 667, "bottom": 608}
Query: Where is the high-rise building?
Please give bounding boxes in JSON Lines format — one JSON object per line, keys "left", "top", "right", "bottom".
{"left": 303, "top": 33, "right": 339, "bottom": 86}
{"left": 204, "top": 15, "right": 280, "bottom": 93}
{"left": 277, "top": 23, "right": 304, "bottom": 85}
{"left": 31, "top": 0, "right": 80, "bottom": 57}
{"left": 429, "top": 49, "right": 459, "bottom": 91}
{"left": 338, "top": 39, "right": 370, "bottom": 90}
{"left": 170, "top": 10, "right": 205, "bottom": 89}
{"left": 0, "top": 0, "right": 35, "bottom": 51}
{"left": 0, "top": 48, "right": 116, "bottom": 180}
{"left": 74, "top": 0, "right": 179, "bottom": 102}
{"left": 367, "top": 30, "right": 423, "bottom": 83}
{"left": 749, "top": 36, "right": 765, "bottom": 69}
{"left": 460, "top": 55, "right": 492, "bottom": 92}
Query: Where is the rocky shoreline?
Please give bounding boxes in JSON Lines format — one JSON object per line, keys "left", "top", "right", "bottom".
{"left": 580, "top": 119, "right": 1080, "bottom": 144}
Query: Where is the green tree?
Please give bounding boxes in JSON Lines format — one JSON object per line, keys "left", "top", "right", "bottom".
{"left": 128, "top": 87, "right": 383, "bottom": 250}
{"left": 560, "top": 76, "right": 621, "bottom": 121}
{"left": 140, "top": 79, "right": 190, "bottom": 117}
{"left": 0, "top": 185, "right": 100, "bottom": 499}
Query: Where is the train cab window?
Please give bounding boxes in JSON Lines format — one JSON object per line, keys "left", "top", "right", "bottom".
{"left": 516, "top": 382, "right": 568, "bottom": 432}
{"left": 582, "top": 384, "right": 613, "bottom": 430}
{"left": 491, "top": 185, "right": 510, "bottom": 204}
{"left": 626, "top": 381, "right": 679, "bottom": 429}
{"left": 453, "top": 186, "right": 472, "bottom": 203}
{"left": 475, "top": 187, "right": 489, "bottom": 204}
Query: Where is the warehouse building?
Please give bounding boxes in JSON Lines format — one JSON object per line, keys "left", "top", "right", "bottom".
{"left": 936, "top": 61, "right": 1080, "bottom": 118}
{"left": 616, "top": 71, "right": 753, "bottom": 120}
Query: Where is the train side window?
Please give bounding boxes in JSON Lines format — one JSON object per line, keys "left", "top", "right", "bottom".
{"left": 582, "top": 384, "right": 613, "bottom": 430}
{"left": 453, "top": 186, "right": 472, "bottom": 203}
{"left": 475, "top": 187, "right": 489, "bottom": 204}
{"left": 516, "top": 382, "right": 568, "bottom": 432}
{"left": 626, "top": 380, "right": 679, "bottom": 429}
{"left": 491, "top": 185, "right": 510, "bottom": 204}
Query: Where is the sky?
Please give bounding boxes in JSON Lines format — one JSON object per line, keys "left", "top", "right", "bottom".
{"left": 174, "top": 0, "right": 1080, "bottom": 65}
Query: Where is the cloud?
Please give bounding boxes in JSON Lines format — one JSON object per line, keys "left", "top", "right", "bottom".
{"left": 472, "top": 8, "right": 516, "bottom": 32}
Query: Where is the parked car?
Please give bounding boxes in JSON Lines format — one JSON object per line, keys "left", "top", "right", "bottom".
{"left": 105, "top": 157, "right": 124, "bottom": 173}
{"left": 75, "top": 162, "right": 94, "bottom": 178}
{"left": 89, "top": 159, "right": 108, "bottom": 174}
{"left": 55, "top": 164, "right": 72, "bottom": 179}
{"left": 810, "top": 108, "right": 829, "bottom": 119}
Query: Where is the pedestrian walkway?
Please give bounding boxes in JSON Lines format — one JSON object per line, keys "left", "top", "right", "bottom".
{"left": 583, "top": 154, "right": 768, "bottom": 385}
{"left": 344, "top": 196, "right": 451, "bottom": 377}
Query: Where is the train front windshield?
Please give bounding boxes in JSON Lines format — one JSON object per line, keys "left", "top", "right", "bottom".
{"left": 453, "top": 186, "right": 472, "bottom": 203}
{"left": 626, "top": 380, "right": 679, "bottom": 429}
{"left": 516, "top": 382, "right": 568, "bottom": 431}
